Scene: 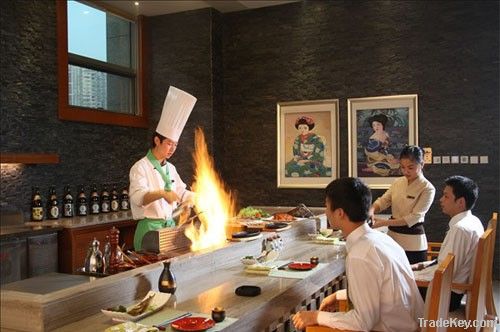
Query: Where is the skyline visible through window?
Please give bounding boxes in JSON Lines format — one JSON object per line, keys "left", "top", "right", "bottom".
{"left": 68, "top": 1, "right": 106, "bottom": 62}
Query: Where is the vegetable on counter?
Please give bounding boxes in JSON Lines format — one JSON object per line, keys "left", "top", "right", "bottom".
{"left": 237, "top": 207, "right": 270, "bottom": 219}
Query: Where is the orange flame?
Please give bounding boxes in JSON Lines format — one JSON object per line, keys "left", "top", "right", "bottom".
{"left": 185, "top": 127, "right": 236, "bottom": 251}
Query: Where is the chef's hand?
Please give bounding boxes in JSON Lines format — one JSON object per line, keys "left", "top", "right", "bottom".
{"left": 292, "top": 311, "right": 319, "bottom": 330}
{"left": 371, "top": 217, "right": 386, "bottom": 228}
{"left": 161, "top": 190, "right": 180, "bottom": 204}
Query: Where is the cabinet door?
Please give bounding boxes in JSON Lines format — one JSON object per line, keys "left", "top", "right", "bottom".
{"left": 28, "top": 233, "right": 58, "bottom": 277}
{"left": 0, "top": 238, "right": 27, "bottom": 284}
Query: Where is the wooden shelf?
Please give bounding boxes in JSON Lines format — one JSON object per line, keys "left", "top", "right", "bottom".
{"left": 0, "top": 153, "right": 60, "bottom": 164}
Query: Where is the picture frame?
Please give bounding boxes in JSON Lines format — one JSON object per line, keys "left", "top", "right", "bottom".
{"left": 277, "top": 99, "right": 339, "bottom": 188}
{"left": 347, "top": 94, "right": 418, "bottom": 189}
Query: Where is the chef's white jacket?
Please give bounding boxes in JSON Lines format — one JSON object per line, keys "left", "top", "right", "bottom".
{"left": 129, "top": 156, "right": 193, "bottom": 220}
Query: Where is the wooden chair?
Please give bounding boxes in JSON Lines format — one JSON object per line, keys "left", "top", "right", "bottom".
{"left": 422, "top": 253, "right": 455, "bottom": 332}
{"left": 442, "top": 228, "right": 494, "bottom": 332}
{"left": 305, "top": 254, "right": 455, "bottom": 332}
{"left": 421, "top": 211, "right": 498, "bottom": 321}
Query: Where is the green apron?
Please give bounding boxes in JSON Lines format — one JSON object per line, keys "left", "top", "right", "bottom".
{"left": 134, "top": 149, "right": 176, "bottom": 251}
{"left": 134, "top": 217, "right": 175, "bottom": 250}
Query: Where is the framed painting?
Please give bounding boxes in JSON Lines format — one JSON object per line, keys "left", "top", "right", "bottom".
{"left": 277, "top": 99, "right": 339, "bottom": 188}
{"left": 348, "top": 94, "right": 418, "bottom": 189}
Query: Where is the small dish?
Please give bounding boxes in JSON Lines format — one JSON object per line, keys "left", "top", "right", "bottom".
{"left": 241, "top": 256, "right": 258, "bottom": 265}
{"left": 232, "top": 230, "right": 261, "bottom": 239}
{"left": 265, "top": 222, "right": 289, "bottom": 229}
{"left": 171, "top": 316, "right": 215, "bottom": 331}
{"left": 288, "top": 262, "right": 316, "bottom": 271}
{"left": 319, "top": 228, "right": 333, "bottom": 237}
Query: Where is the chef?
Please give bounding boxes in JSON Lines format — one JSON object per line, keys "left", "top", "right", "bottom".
{"left": 129, "top": 86, "right": 197, "bottom": 251}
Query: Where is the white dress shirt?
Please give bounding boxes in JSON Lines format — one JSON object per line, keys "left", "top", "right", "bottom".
{"left": 422, "top": 210, "right": 484, "bottom": 294}
{"left": 374, "top": 174, "right": 435, "bottom": 251}
{"left": 129, "top": 156, "right": 193, "bottom": 220}
{"left": 317, "top": 223, "right": 424, "bottom": 331}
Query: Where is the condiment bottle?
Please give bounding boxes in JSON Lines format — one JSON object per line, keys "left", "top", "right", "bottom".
{"left": 158, "top": 261, "right": 176, "bottom": 294}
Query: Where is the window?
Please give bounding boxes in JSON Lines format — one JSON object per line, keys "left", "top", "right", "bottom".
{"left": 57, "top": 0, "right": 148, "bottom": 127}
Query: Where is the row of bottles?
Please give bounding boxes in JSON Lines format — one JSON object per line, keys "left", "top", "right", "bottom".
{"left": 31, "top": 184, "right": 130, "bottom": 221}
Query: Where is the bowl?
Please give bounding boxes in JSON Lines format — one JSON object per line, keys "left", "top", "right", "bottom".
{"left": 241, "top": 256, "right": 258, "bottom": 265}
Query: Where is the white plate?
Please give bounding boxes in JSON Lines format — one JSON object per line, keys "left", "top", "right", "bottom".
{"left": 104, "top": 321, "right": 158, "bottom": 332}
{"left": 101, "top": 291, "right": 170, "bottom": 322}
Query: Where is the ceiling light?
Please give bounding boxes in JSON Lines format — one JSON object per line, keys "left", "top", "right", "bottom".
{"left": 134, "top": 1, "right": 139, "bottom": 6}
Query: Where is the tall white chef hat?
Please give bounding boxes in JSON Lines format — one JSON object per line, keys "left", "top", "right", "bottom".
{"left": 156, "top": 86, "right": 197, "bottom": 142}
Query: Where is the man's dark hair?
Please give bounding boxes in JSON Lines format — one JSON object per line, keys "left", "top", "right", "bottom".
{"left": 325, "top": 177, "right": 372, "bottom": 222}
{"left": 151, "top": 132, "right": 167, "bottom": 148}
{"left": 444, "top": 175, "right": 479, "bottom": 210}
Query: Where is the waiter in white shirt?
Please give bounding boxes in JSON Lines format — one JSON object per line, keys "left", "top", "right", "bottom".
{"left": 129, "top": 86, "right": 197, "bottom": 251}
{"left": 412, "top": 175, "right": 483, "bottom": 311}
{"left": 292, "top": 177, "right": 423, "bottom": 332}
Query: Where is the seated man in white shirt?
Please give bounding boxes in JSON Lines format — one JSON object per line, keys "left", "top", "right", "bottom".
{"left": 292, "top": 177, "right": 423, "bottom": 332}
{"left": 412, "top": 175, "right": 483, "bottom": 311}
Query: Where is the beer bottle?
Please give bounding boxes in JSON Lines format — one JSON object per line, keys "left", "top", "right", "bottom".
{"left": 76, "top": 185, "right": 88, "bottom": 216}
{"left": 90, "top": 184, "right": 100, "bottom": 214}
{"left": 47, "top": 186, "right": 59, "bottom": 219}
{"left": 110, "top": 185, "right": 120, "bottom": 212}
{"left": 120, "top": 187, "right": 130, "bottom": 210}
{"left": 63, "top": 185, "right": 74, "bottom": 217}
{"left": 31, "top": 186, "right": 44, "bottom": 221}
{"left": 101, "top": 185, "right": 110, "bottom": 213}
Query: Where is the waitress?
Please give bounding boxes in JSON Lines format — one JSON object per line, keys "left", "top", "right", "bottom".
{"left": 129, "top": 86, "right": 197, "bottom": 251}
{"left": 371, "top": 145, "right": 435, "bottom": 264}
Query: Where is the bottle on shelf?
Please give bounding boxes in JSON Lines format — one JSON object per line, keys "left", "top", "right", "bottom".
{"left": 120, "top": 187, "right": 130, "bottom": 211}
{"left": 101, "top": 185, "right": 110, "bottom": 213}
{"left": 31, "top": 186, "right": 44, "bottom": 221}
{"left": 62, "top": 185, "right": 74, "bottom": 218}
{"left": 47, "top": 186, "right": 59, "bottom": 220}
{"left": 90, "top": 184, "right": 100, "bottom": 214}
{"left": 76, "top": 185, "right": 88, "bottom": 216}
{"left": 158, "top": 261, "right": 176, "bottom": 294}
{"left": 110, "top": 185, "right": 120, "bottom": 212}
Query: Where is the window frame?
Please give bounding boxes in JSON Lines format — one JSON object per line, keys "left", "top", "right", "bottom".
{"left": 56, "top": 0, "right": 149, "bottom": 128}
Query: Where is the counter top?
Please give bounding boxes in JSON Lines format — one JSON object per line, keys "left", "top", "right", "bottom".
{"left": 1, "top": 216, "right": 342, "bottom": 332}
{"left": 1, "top": 211, "right": 133, "bottom": 239}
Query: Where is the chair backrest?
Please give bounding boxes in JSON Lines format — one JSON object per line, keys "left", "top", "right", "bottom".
{"left": 485, "top": 212, "right": 497, "bottom": 318}
{"left": 422, "top": 253, "right": 455, "bottom": 332}
{"left": 466, "top": 228, "right": 494, "bottom": 330}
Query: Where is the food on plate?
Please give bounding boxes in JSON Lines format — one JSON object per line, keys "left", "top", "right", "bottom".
{"left": 286, "top": 203, "right": 315, "bottom": 218}
{"left": 106, "top": 305, "right": 127, "bottom": 313}
{"left": 237, "top": 206, "right": 270, "bottom": 219}
{"left": 127, "top": 293, "right": 156, "bottom": 316}
{"left": 272, "top": 213, "right": 295, "bottom": 221}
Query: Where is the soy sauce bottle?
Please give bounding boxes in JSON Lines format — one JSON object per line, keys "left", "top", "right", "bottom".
{"left": 31, "top": 187, "right": 44, "bottom": 221}
{"left": 120, "top": 187, "right": 130, "bottom": 211}
{"left": 62, "top": 185, "right": 74, "bottom": 217}
{"left": 90, "top": 184, "right": 100, "bottom": 214}
{"left": 110, "top": 185, "right": 120, "bottom": 212}
{"left": 76, "top": 185, "right": 88, "bottom": 216}
{"left": 47, "top": 186, "right": 59, "bottom": 220}
{"left": 158, "top": 261, "right": 176, "bottom": 294}
{"left": 100, "top": 185, "right": 110, "bottom": 213}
